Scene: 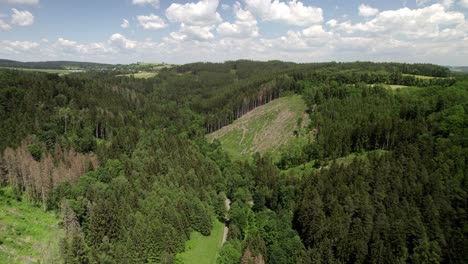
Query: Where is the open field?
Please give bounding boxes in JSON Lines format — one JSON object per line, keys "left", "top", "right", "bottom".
{"left": 176, "top": 219, "right": 225, "bottom": 264}
{"left": 402, "top": 73, "right": 444, "bottom": 79}
{"left": 208, "top": 95, "right": 308, "bottom": 160}
{"left": 115, "top": 63, "right": 174, "bottom": 78}
{"left": 385, "top": 84, "right": 409, "bottom": 90}
{"left": 116, "top": 72, "right": 158, "bottom": 78}
{"left": 0, "top": 187, "right": 61, "bottom": 264}
{"left": 0, "top": 67, "right": 79, "bottom": 75}
{"left": 137, "top": 63, "right": 175, "bottom": 70}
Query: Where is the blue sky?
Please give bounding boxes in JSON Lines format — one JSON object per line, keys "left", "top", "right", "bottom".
{"left": 0, "top": 0, "right": 467, "bottom": 65}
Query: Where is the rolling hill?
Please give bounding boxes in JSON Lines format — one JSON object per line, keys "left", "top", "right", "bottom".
{"left": 0, "top": 59, "right": 111, "bottom": 70}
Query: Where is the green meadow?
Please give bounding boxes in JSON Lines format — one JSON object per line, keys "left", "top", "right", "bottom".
{"left": 175, "top": 219, "right": 225, "bottom": 264}
{"left": 0, "top": 187, "right": 61, "bottom": 264}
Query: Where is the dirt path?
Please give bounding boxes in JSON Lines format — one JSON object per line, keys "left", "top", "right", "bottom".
{"left": 222, "top": 198, "right": 231, "bottom": 244}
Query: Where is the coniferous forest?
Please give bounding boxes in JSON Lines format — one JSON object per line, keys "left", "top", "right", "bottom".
{"left": 0, "top": 61, "right": 466, "bottom": 264}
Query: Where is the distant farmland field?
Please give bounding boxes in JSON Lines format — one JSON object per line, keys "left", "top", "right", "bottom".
{"left": 0, "top": 67, "right": 81, "bottom": 75}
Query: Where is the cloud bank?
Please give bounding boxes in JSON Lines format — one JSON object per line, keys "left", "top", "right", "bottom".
{"left": 1, "top": 0, "right": 467, "bottom": 65}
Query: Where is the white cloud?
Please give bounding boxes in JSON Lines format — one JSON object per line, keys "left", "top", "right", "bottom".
{"left": 261, "top": 25, "right": 333, "bottom": 54}
{"left": 245, "top": 0, "right": 323, "bottom": 26}
{"left": 54, "top": 38, "right": 80, "bottom": 53}
{"left": 109, "top": 34, "right": 137, "bottom": 50}
{"left": 459, "top": 0, "right": 468, "bottom": 8}
{"left": 440, "top": 0, "right": 454, "bottom": 8}
{"left": 415, "top": 0, "right": 453, "bottom": 7}
{"left": 416, "top": 0, "right": 432, "bottom": 6}
{"left": 52, "top": 37, "right": 114, "bottom": 56}
{"left": 45, "top": 34, "right": 161, "bottom": 59}
{"left": 166, "top": 0, "right": 222, "bottom": 41}
{"left": 10, "top": 8, "right": 33, "bottom": 26}
{"left": 0, "top": 19, "right": 11, "bottom": 30}
{"left": 302, "top": 25, "right": 331, "bottom": 38}
{"left": 1, "top": 2, "right": 467, "bottom": 66}
{"left": 170, "top": 23, "right": 215, "bottom": 40}
{"left": 333, "top": 4, "right": 466, "bottom": 40}
{"left": 57, "top": 38, "right": 77, "bottom": 47}
{"left": 1, "top": 0, "right": 39, "bottom": 5}
{"left": 326, "top": 19, "right": 338, "bottom": 27}
{"left": 108, "top": 34, "right": 159, "bottom": 51}
{"left": 262, "top": 31, "right": 305, "bottom": 51}
{"left": 137, "top": 14, "right": 167, "bottom": 29}
{"left": 168, "top": 31, "right": 187, "bottom": 41}
{"left": 132, "top": 0, "right": 159, "bottom": 9}
{"left": 217, "top": 2, "right": 258, "bottom": 38}
{"left": 358, "top": 4, "right": 379, "bottom": 17}
{"left": 0, "top": 40, "right": 38, "bottom": 55}
{"left": 161, "top": 35, "right": 268, "bottom": 62}
{"left": 166, "top": 0, "right": 222, "bottom": 26}
{"left": 242, "top": 1, "right": 468, "bottom": 64}
{"left": 121, "top": 19, "right": 129, "bottom": 29}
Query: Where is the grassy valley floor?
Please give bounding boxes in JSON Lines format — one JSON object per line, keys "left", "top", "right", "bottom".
{"left": 175, "top": 219, "right": 225, "bottom": 264}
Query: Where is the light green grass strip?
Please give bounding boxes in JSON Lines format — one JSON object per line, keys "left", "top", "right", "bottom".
{"left": 0, "top": 187, "right": 61, "bottom": 264}
{"left": 0, "top": 67, "right": 78, "bottom": 75}
{"left": 401, "top": 73, "right": 444, "bottom": 80}
{"left": 116, "top": 72, "right": 158, "bottom": 79}
{"left": 176, "top": 220, "right": 225, "bottom": 264}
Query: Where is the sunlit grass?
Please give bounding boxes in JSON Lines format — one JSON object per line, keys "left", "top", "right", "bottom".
{"left": 402, "top": 73, "right": 443, "bottom": 79}
{"left": 208, "top": 95, "right": 308, "bottom": 160}
{"left": 175, "top": 219, "right": 225, "bottom": 264}
{"left": 0, "top": 187, "right": 61, "bottom": 264}
{"left": 117, "top": 72, "right": 158, "bottom": 78}
{"left": 0, "top": 67, "right": 77, "bottom": 75}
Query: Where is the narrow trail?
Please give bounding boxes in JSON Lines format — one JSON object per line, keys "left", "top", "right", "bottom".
{"left": 222, "top": 198, "right": 231, "bottom": 245}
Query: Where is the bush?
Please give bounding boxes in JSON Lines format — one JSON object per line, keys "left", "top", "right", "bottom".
{"left": 74, "top": 133, "right": 97, "bottom": 153}
{"left": 217, "top": 240, "right": 242, "bottom": 264}
{"left": 28, "top": 144, "right": 42, "bottom": 161}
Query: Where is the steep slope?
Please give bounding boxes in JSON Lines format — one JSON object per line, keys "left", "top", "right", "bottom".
{"left": 208, "top": 95, "right": 308, "bottom": 159}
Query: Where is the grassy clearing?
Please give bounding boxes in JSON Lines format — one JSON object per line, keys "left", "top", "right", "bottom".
{"left": 208, "top": 95, "right": 308, "bottom": 160}
{"left": 0, "top": 187, "right": 61, "bottom": 264}
{"left": 176, "top": 219, "right": 225, "bottom": 264}
{"left": 402, "top": 73, "right": 442, "bottom": 80}
{"left": 116, "top": 63, "right": 174, "bottom": 78}
{"left": 151, "top": 64, "right": 174, "bottom": 70}
{"left": 117, "top": 72, "right": 158, "bottom": 79}
{"left": 282, "top": 150, "right": 389, "bottom": 177}
{"left": 134, "top": 62, "right": 174, "bottom": 70}
{"left": 332, "top": 149, "right": 388, "bottom": 166}
{"left": 385, "top": 84, "right": 409, "bottom": 90}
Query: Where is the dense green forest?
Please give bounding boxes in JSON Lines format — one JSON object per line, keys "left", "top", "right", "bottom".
{"left": 0, "top": 61, "right": 466, "bottom": 263}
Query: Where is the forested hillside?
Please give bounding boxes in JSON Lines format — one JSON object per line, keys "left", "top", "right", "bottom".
{"left": 0, "top": 61, "right": 466, "bottom": 263}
